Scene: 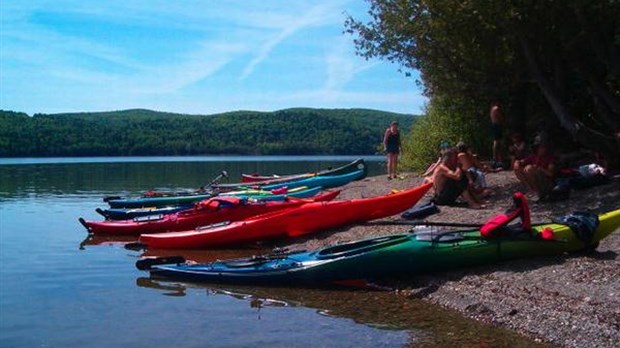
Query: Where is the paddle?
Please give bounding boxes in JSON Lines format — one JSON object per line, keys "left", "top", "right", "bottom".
{"left": 366, "top": 220, "right": 483, "bottom": 228}
{"left": 203, "top": 170, "right": 229, "bottom": 190}
{"left": 103, "top": 171, "right": 229, "bottom": 202}
{"left": 369, "top": 220, "right": 568, "bottom": 243}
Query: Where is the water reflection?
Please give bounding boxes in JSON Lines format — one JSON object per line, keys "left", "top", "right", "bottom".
{"left": 136, "top": 278, "right": 554, "bottom": 348}
{"left": 0, "top": 158, "right": 384, "bottom": 199}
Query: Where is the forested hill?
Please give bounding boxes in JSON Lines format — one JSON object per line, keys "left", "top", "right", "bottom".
{"left": 0, "top": 108, "right": 416, "bottom": 157}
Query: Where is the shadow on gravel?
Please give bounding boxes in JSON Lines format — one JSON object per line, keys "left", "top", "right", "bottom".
{"left": 378, "top": 247, "right": 618, "bottom": 297}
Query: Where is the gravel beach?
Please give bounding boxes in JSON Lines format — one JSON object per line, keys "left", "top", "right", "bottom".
{"left": 283, "top": 170, "right": 620, "bottom": 348}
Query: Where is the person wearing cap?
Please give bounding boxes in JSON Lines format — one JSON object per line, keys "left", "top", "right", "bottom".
{"left": 514, "top": 136, "right": 556, "bottom": 200}
{"left": 383, "top": 121, "right": 402, "bottom": 180}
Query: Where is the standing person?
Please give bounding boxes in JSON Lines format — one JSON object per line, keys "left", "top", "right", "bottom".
{"left": 490, "top": 100, "right": 503, "bottom": 167}
{"left": 383, "top": 121, "right": 401, "bottom": 180}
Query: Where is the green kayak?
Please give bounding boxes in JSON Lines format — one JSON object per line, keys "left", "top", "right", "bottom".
{"left": 138, "top": 208, "right": 620, "bottom": 286}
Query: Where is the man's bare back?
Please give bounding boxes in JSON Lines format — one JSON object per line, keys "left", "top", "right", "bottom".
{"left": 432, "top": 162, "right": 461, "bottom": 192}
{"left": 490, "top": 104, "right": 502, "bottom": 124}
{"left": 457, "top": 152, "right": 476, "bottom": 171}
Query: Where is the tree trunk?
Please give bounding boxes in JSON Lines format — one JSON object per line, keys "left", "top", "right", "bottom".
{"left": 519, "top": 35, "right": 619, "bottom": 160}
{"left": 518, "top": 36, "right": 580, "bottom": 136}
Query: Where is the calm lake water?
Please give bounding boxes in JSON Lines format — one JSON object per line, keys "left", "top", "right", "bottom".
{"left": 0, "top": 156, "right": 546, "bottom": 347}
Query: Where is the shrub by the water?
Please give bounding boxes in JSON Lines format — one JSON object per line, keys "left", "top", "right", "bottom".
{"left": 401, "top": 96, "right": 489, "bottom": 172}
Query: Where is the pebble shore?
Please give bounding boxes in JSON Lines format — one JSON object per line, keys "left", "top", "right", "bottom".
{"left": 285, "top": 171, "right": 620, "bottom": 348}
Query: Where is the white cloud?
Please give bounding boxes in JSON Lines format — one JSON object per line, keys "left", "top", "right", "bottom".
{"left": 323, "top": 37, "right": 376, "bottom": 92}
{"left": 1, "top": 0, "right": 427, "bottom": 115}
{"left": 239, "top": 1, "right": 347, "bottom": 80}
{"left": 130, "top": 40, "right": 249, "bottom": 94}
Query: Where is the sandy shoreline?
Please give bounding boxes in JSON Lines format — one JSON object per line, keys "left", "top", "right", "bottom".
{"left": 284, "top": 171, "right": 620, "bottom": 348}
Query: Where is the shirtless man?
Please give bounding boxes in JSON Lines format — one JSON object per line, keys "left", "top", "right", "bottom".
{"left": 490, "top": 100, "right": 503, "bottom": 166}
{"left": 456, "top": 142, "right": 495, "bottom": 197}
{"left": 432, "top": 149, "right": 482, "bottom": 208}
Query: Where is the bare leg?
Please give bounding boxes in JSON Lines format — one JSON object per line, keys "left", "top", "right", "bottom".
{"left": 532, "top": 170, "right": 553, "bottom": 198}
{"left": 514, "top": 164, "right": 532, "bottom": 191}
{"left": 461, "top": 189, "right": 482, "bottom": 209}
{"left": 392, "top": 153, "right": 399, "bottom": 177}
{"left": 493, "top": 140, "right": 503, "bottom": 163}
{"left": 386, "top": 153, "right": 394, "bottom": 178}
{"left": 524, "top": 166, "right": 547, "bottom": 197}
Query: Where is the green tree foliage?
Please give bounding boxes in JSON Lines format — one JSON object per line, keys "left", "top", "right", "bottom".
{"left": 403, "top": 95, "right": 485, "bottom": 170}
{"left": 0, "top": 108, "right": 416, "bottom": 157}
{"left": 346, "top": 0, "right": 620, "bottom": 169}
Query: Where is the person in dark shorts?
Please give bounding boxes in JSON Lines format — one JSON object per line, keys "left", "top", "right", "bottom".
{"left": 383, "top": 121, "right": 402, "bottom": 179}
{"left": 431, "top": 149, "right": 482, "bottom": 208}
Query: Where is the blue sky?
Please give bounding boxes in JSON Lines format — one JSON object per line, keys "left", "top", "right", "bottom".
{"left": 1, "top": 1, "right": 426, "bottom": 115}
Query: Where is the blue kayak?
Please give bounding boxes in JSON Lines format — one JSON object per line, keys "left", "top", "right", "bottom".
{"left": 261, "top": 170, "right": 365, "bottom": 190}
{"left": 106, "top": 171, "right": 362, "bottom": 208}
{"left": 99, "top": 186, "right": 325, "bottom": 219}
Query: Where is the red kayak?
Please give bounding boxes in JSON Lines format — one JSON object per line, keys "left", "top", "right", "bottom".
{"left": 80, "top": 191, "right": 340, "bottom": 235}
{"left": 139, "top": 182, "right": 432, "bottom": 249}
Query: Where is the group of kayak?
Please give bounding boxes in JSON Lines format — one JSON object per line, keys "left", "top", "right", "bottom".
{"left": 79, "top": 159, "right": 620, "bottom": 287}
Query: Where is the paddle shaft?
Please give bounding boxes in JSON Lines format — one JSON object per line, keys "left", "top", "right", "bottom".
{"left": 205, "top": 170, "right": 229, "bottom": 188}
{"left": 370, "top": 221, "right": 483, "bottom": 228}
{"left": 372, "top": 220, "right": 545, "bottom": 228}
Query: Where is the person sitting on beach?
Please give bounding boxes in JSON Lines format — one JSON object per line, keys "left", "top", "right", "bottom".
{"left": 508, "top": 133, "right": 528, "bottom": 169}
{"left": 431, "top": 149, "right": 483, "bottom": 209}
{"left": 456, "top": 141, "right": 496, "bottom": 197}
{"left": 422, "top": 141, "right": 451, "bottom": 183}
{"left": 514, "top": 138, "right": 556, "bottom": 201}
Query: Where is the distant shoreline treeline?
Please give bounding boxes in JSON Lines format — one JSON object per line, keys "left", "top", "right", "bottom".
{"left": 0, "top": 108, "right": 416, "bottom": 157}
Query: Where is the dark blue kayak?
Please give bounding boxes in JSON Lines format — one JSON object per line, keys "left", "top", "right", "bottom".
{"left": 96, "top": 205, "right": 193, "bottom": 220}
